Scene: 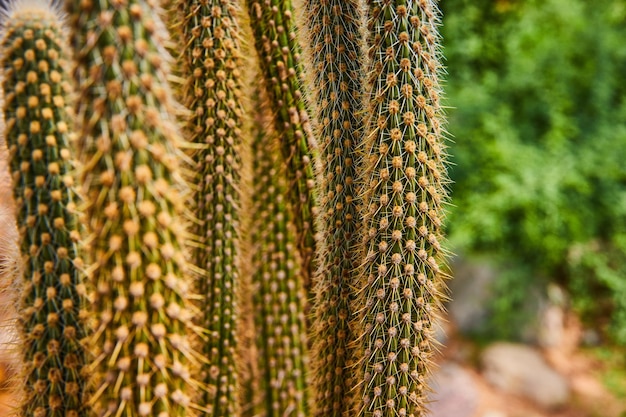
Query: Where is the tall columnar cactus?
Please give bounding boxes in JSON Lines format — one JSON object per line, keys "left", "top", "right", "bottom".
{"left": 1, "top": 3, "right": 90, "bottom": 416}
{"left": 353, "top": 1, "right": 448, "bottom": 416}
{"left": 178, "top": 1, "right": 244, "bottom": 415}
{"left": 301, "top": 1, "right": 365, "bottom": 416}
{"left": 66, "top": 0, "right": 197, "bottom": 415}
{"left": 246, "top": 0, "right": 318, "bottom": 282}
{"left": 249, "top": 101, "right": 309, "bottom": 417}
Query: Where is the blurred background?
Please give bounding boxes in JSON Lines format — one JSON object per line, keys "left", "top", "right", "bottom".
{"left": 429, "top": 0, "right": 626, "bottom": 416}
{"left": 1, "top": 0, "right": 626, "bottom": 415}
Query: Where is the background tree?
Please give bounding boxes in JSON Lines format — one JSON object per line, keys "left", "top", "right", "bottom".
{"left": 442, "top": 0, "right": 626, "bottom": 342}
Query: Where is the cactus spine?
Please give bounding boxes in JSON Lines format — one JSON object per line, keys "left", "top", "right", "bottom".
{"left": 353, "top": 1, "right": 448, "bottom": 416}
{"left": 1, "top": 4, "right": 90, "bottom": 416}
{"left": 301, "top": 1, "right": 365, "bottom": 416}
{"left": 246, "top": 0, "right": 318, "bottom": 281}
{"left": 66, "top": 0, "right": 196, "bottom": 415}
{"left": 250, "top": 101, "right": 308, "bottom": 417}
{"left": 178, "top": 1, "right": 245, "bottom": 415}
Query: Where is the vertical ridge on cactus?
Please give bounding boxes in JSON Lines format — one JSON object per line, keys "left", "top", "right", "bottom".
{"left": 353, "top": 1, "right": 449, "bottom": 416}
{"left": 66, "top": 0, "right": 197, "bottom": 415}
{"left": 299, "top": 0, "right": 365, "bottom": 415}
{"left": 177, "top": 1, "right": 245, "bottom": 415}
{"left": 1, "top": 3, "right": 90, "bottom": 415}
{"left": 249, "top": 98, "right": 309, "bottom": 417}
{"left": 246, "top": 0, "right": 319, "bottom": 283}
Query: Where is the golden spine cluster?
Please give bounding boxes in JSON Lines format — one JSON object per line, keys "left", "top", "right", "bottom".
{"left": 178, "top": 1, "right": 245, "bottom": 415}
{"left": 353, "top": 1, "right": 449, "bottom": 416}
{"left": 66, "top": 0, "right": 197, "bottom": 415}
{"left": 1, "top": 5, "right": 90, "bottom": 416}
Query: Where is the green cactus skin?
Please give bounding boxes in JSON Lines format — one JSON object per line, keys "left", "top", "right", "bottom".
{"left": 249, "top": 104, "right": 309, "bottom": 417}
{"left": 353, "top": 1, "right": 448, "bottom": 416}
{"left": 177, "top": 1, "right": 245, "bottom": 415}
{"left": 246, "top": 0, "right": 318, "bottom": 282}
{"left": 66, "top": 0, "right": 197, "bottom": 415}
{"left": 300, "top": 1, "right": 365, "bottom": 415}
{"left": 1, "top": 5, "right": 91, "bottom": 417}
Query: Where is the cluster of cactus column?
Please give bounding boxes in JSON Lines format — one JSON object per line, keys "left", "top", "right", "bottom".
{"left": 0, "top": 0, "right": 449, "bottom": 417}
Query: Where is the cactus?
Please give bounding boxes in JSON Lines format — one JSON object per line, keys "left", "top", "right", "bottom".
{"left": 249, "top": 97, "right": 309, "bottom": 417}
{"left": 1, "top": 3, "right": 90, "bottom": 416}
{"left": 0, "top": 0, "right": 452, "bottom": 416}
{"left": 246, "top": 0, "right": 318, "bottom": 282}
{"left": 352, "top": 1, "right": 448, "bottom": 416}
{"left": 65, "top": 0, "right": 197, "bottom": 415}
{"left": 177, "top": 1, "right": 245, "bottom": 415}
{"left": 299, "top": 1, "right": 365, "bottom": 415}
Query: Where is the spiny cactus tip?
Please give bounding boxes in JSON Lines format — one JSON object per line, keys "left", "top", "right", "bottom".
{"left": 1, "top": 0, "right": 65, "bottom": 21}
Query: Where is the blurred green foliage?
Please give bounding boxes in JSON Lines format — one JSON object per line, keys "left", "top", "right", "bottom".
{"left": 442, "top": 0, "right": 626, "bottom": 342}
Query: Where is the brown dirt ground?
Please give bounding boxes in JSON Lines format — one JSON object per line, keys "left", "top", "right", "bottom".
{"left": 440, "top": 313, "right": 625, "bottom": 417}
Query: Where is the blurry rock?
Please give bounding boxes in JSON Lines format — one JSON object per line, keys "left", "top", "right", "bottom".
{"left": 450, "top": 256, "right": 549, "bottom": 342}
{"left": 481, "top": 342, "right": 570, "bottom": 409}
{"left": 538, "top": 285, "right": 567, "bottom": 348}
{"left": 481, "top": 411, "right": 507, "bottom": 417}
{"left": 448, "top": 256, "right": 498, "bottom": 333}
{"left": 511, "top": 412, "right": 543, "bottom": 417}
{"left": 581, "top": 328, "right": 601, "bottom": 346}
{"left": 428, "top": 362, "right": 479, "bottom": 417}
{"left": 538, "top": 305, "right": 564, "bottom": 348}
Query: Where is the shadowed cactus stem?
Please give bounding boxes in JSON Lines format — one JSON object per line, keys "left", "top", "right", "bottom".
{"left": 177, "top": 0, "right": 245, "bottom": 415}
{"left": 353, "top": 1, "right": 449, "bottom": 416}
{"left": 66, "top": 0, "right": 198, "bottom": 415}
{"left": 249, "top": 101, "right": 309, "bottom": 417}
{"left": 299, "top": 0, "right": 365, "bottom": 415}
{"left": 246, "top": 0, "right": 319, "bottom": 283}
{"left": 1, "top": 2, "right": 90, "bottom": 415}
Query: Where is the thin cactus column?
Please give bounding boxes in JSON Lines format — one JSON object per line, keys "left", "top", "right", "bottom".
{"left": 353, "top": 1, "right": 449, "bottom": 416}
{"left": 246, "top": 0, "right": 319, "bottom": 283}
{"left": 300, "top": 1, "right": 365, "bottom": 415}
{"left": 66, "top": 0, "right": 197, "bottom": 415}
{"left": 249, "top": 102, "right": 309, "bottom": 417}
{"left": 1, "top": 3, "right": 89, "bottom": 416}
{"left": 177, "top": 1, "right": 245, "bottom": 415}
